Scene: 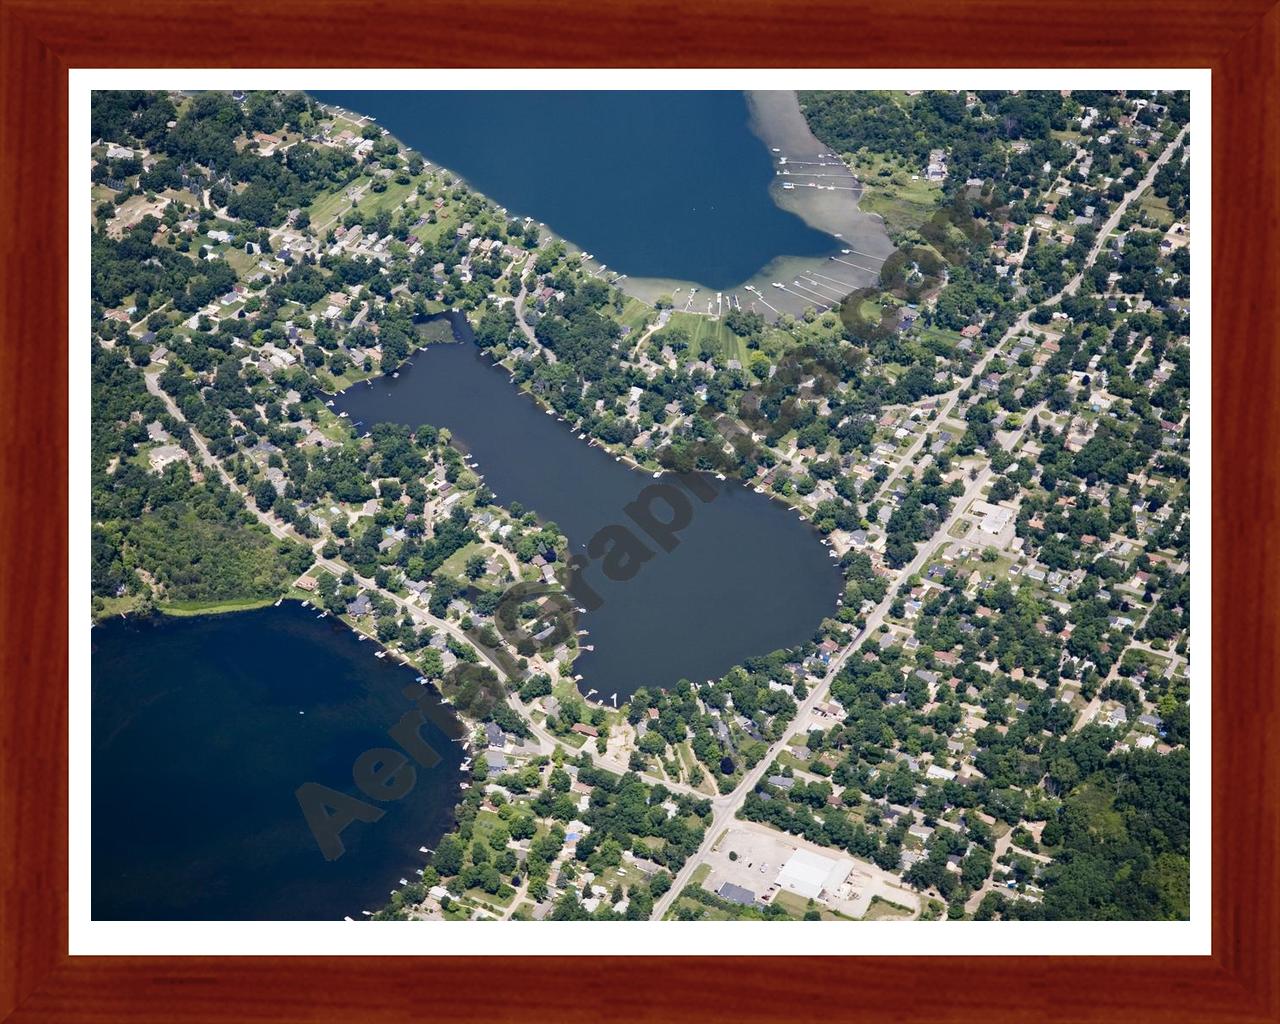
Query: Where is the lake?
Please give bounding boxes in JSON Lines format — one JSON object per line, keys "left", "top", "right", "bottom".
{"left": 332, "top": 314, "right": 844, "bottom": 702}
{"left": 310, "top": 90, "right": 841, "bottom": 289}
{"left": 92, "top": 603, "right": 463, "bottom": 920}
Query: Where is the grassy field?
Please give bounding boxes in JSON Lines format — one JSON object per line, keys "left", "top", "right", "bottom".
{"left": 306, "top": 181, "right": 361, "bottom": 230}
{"left": 666, "top": 895, "right": 735, "bottom": 921}
{"left": 1135, "top": 189, "right": 1176, "bottom": 228}
{"left": 916, "top": 323, "right": 965, "bottom": 354}
{"left": 437, "top": 541, "right": 493, "bottom": 581}
{"left": 615, "top": 296, "right": 654, "bottom": 333}
{"left": 846, "top": 151, "right": 942, "bottom": 238}
{"left": 160, "top": 186, "right": 203, "bottom": 209}
{"left": 92, "top": 593, "right": 143, "bottom": 621}
{"left": 415, "top": 317, "right": 457, "bottom": 344}
{"left": 863, "top": 895, "right": 914, "bottom": 921}
{"left": 352, "top": 177, "right": 419, "bottom": 220}
{"left": 664, "top": 311, "right": 748, "bottom": 365}
{"left": 771, "top": 889, "right": 853, "bottom": 921}
{"left": 858, "top": 296, "right": 886, "bottom": 324}
{"left": 160, "top": 595, "right": 280, "bottom": 617}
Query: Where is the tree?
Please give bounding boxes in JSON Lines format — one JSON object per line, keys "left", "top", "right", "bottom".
{"left": 433, "top": 834, "right": 464, "bottom": 876}
{"left": 254, "top": 479, "right": 277, "bottom": 511}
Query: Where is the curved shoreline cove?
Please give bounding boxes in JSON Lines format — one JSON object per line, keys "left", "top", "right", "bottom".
{"left": 309, "top": 89, "right": 891, "bottom": 311}
{"left": 91, "top": 603, "right": 463, "bottom": 921}
{"left": 332, "top": 314, "right": 844, "bottom": 701}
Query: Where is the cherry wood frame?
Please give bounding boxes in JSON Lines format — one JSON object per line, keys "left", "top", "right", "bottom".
{"left": 2, "top": 1, "right": 1276, "bottom": 1020}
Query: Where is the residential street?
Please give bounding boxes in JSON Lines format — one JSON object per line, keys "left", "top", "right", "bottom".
{"left": 651, "top": 125, "right": 1189, "bottom": 920}
{"left": 140, "top": 122, "right": 1189, "bottom": 925}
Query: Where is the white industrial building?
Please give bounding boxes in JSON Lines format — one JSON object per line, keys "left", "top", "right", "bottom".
{"left": 774, "top": 848, "right": 853, "bottom": 901}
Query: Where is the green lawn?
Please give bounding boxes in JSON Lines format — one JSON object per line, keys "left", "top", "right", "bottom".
{"left": 92, "top": 593, "right": 143, "bottom": 621}
{"left": 160, "top": 595, "right": 280, "bottom": 617}
{"left": 306, "top": 180, "right": 364, "bottom": 230}
{"left": 352, "top": 177, "right": 418, "bottom": 220}
{"left": 771, "top": 889, "right": 853, "bottom": 921}
{"left": 666, "top": 895, "right": 734, "bottom": 921}
{"left": 665, "top": 311, "right": 748, "bottom": 365}
{"left": 858, "top": 296, "right": 886, "bottom": 324}
{"left": 615, "top": 296, "right": 654, "bottom": 333}
{"left": 916, "top": 324, "right": 964, "bottom": 353}
{"left": 1135, "top": 189, "right": 1176, "bottom": 228}
{"left": 415, "top": 317, "right": 457, "bottom": 344}
{"left": 845, "top": 152, "right": 942, "bottom": 237}
{"left": 863, "top": 895, "right": 914, "bottom": 921}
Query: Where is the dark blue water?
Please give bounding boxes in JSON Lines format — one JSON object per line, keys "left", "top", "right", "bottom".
{"left": 92, "top": 603, "right": 463, "bottom": 920}
{"left": 311, "top": 90, "right": 838, "bottom": 288}
{"left": 333, "top": 314, "right": 843, "bottom": 700}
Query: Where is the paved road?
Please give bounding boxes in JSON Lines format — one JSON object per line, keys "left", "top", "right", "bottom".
{"left": 651, "top": 126, "right": 1189, "bottom": 920}
{"left": 145, "top": 370, "right": 560, "bottom": 741}
{"left": 511, "top": 267, "right": 556, "bottom": 363}
{"left": 147, "top": 125, "right": 1187, "bottom": 922}
{"left": 147, "top": 369, "right": 718, "bottom": 800}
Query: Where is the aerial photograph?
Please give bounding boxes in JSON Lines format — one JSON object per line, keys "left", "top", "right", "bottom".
{"left": 89, "top": 87, "right": 1192, "bottom": 924}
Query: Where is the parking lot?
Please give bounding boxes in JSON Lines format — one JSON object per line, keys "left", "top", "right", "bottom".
{"left": 700, "top": 822, "right": 920, "bottom": 919}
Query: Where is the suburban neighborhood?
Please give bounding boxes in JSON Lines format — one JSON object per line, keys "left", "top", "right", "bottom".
{"left": 91, "top": 87, "right": 1191, "bottom": 924}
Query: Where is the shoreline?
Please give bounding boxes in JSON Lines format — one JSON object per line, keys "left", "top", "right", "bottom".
{"left": 315, "top": 91, "right": 892, "bottom": 324}
{"left": 95, "top": 599, "right": 469, "bottom": 921}
{"left": 585, "top": 90, "right": 895, "bottom": 320}
{"left": 112, "top": 93, "right": 871, "bottom": 919}
{"left": 158, "top": 596, "right": 279, "bottom": 617}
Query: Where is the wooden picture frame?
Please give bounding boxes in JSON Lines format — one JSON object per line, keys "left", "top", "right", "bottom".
{"left": 1, "top": 1, "right": 1274, "bottom": 1020}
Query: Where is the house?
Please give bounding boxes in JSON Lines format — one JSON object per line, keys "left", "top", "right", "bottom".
{"left": 925, "top": 149, "right": 948, "bottom": 181}
{"left": 346, "top": 593, "right": 372, "bottom": 618}
{"left": 571, "top": 723, "right": 599, "bottom": 739}
{"left": 908, "top": 823, "right": 934, "bottom": 843}
{"left": 486, "top": 751, "right": 509, "bottom": 773}
{"left": 767, "top": 774, "right": 796, "bottom": 791}
{"left": 147, "top": 444, "right": 188, "bottom": 474}
{"left": 485, "top": 722, "right": 507, "bottom": 750}
{"left": 973, "top": 500, "right": 1014, "bottom": 537}
{"left": 717, "top": 882, "right": 759, "bottom": 907}
{"left": 295, "top": 575, "right": 319, "bottom": 592}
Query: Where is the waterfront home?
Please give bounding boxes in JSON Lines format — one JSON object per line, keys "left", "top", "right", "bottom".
{"left": 485, "top": 722, "right": 507, "bottom": 750}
